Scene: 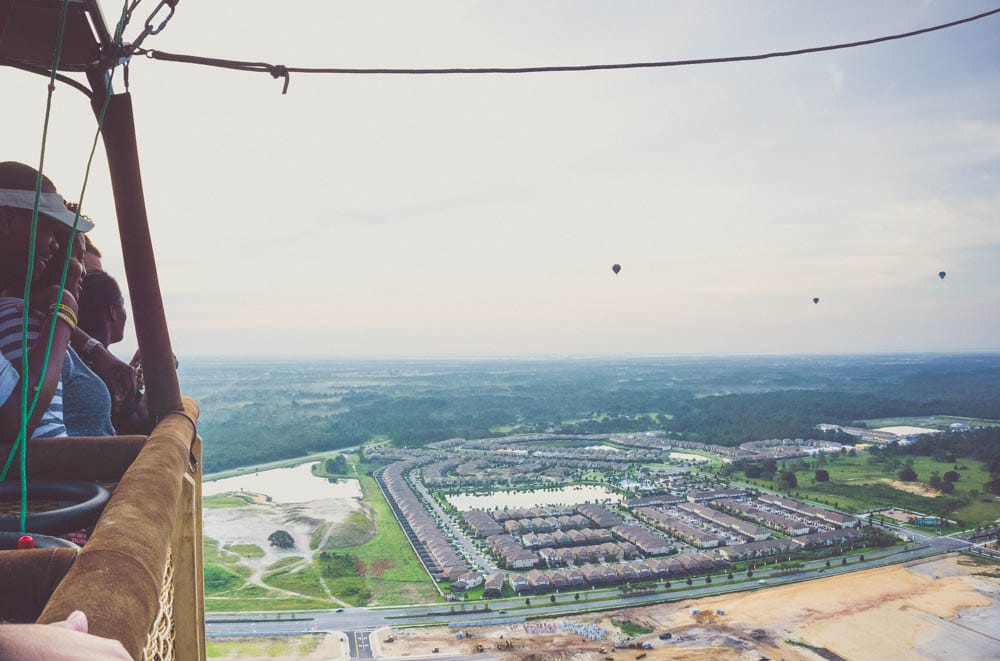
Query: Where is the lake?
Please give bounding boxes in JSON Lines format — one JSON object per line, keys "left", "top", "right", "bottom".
{"left": 447, "top": 484, "right": 622, "bottom": 511}
{"left": 202, "top": 462, "right": 362, "bottom": 504}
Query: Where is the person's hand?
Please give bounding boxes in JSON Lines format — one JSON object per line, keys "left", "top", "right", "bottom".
{"left": 129, "top": 350, "right": 144, "bottom": 392}
{"left": 27, "top": 278, "right": 80, "bottom": 318}
{"left": 89, "top": 346, "right": 138, "bottom": 414}
{"left": 0, "top": 610, "right": 131, "bottom": 660}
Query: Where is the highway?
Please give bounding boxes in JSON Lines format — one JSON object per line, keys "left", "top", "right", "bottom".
{"left": 206, "top": 527, "right": 971, "bottom": 644}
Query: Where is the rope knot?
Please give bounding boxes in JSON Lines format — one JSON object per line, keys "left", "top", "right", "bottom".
{"left": 268, "top": 64, "right": 290, "bottom": 94}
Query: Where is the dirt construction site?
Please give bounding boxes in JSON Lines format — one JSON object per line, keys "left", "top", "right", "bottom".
{"left": 375, "top": 554, "right": 1000, "bottom": 661}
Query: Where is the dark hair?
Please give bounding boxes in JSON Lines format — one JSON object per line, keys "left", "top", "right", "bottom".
{"left": 78, "top": 270, "right": 124, "bottom": 334}
{"left": 0, "top": 161, "right": 57, "bottom": 193}
{"left": 84, "top": 234, "right": 102, "bottom": 258}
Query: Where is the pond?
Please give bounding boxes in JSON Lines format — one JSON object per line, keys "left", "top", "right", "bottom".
{"left": 447, "top": 484, "right": 622, "bottom": 511}
{"left": 203, "top": 462, "right": 362, "bottom": 504}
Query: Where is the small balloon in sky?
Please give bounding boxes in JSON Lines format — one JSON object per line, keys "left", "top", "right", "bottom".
{"left": 938, "top": 271, "right": 946, "bottom": 280}
{"left": 612, "top": 263, "right": 621, "bottom": 275}
{"left": 812, "top": 297, "right": 820, "bottom": 304}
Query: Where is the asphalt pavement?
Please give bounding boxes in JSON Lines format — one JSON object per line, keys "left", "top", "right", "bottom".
{"left": 207, "top": 527, "right": 972, "bottom": 645}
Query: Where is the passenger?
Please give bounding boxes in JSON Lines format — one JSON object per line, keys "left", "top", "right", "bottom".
{"left": 63, "top": 202, "right": 103, "bottom": 273}
{"left": 0, "top": 161, "right": 89, "bottom": 440}
{"left": 77, "top": 271, "right": 126, "bottom": 349}
{"left": 83, "top": 235, "right": 103, "bottom": 273}
{"left": 76, "top": 270, "right": 152, "bottom": 434}
{"left": 31, "top": 231, "right": 118, "bottom": 437}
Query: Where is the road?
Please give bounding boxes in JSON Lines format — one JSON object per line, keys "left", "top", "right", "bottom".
{"left": 207, "top": 528, "right": 972, "bottom": 646}
{"left": 408, "top": 468, "right": 495, "bottom": 572}
{"left": 348, "top": 628, "right": 376, "bottom": 659}
{"left": 204, "top": 446, "right": 361, "bottom": 481}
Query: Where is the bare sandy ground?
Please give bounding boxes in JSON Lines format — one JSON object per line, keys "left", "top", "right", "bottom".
{"left": 849, "top": 478, "right": 941, "bottom": 498}
{"left": 381, "top": 554, "right": 1000, "bottom": 661}
{"left": 204, "top": 497, "right": 364, "bottom": 585}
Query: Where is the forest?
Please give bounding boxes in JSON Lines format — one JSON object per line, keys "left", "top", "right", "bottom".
{"left": 179, "top": 354, "right": 1000, "bottom": 473}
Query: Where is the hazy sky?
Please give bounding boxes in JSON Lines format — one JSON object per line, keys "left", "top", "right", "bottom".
{"left": 3, "top": 1, "right": 999, "bottom": 357}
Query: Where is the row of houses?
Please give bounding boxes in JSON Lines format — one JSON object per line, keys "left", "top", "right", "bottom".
{"left": 462, "top": 510, "right": 505, "bottom": 538}
{"left": 687, "top": 488, "right": 747, "bottom": 502}
{"left": 378, "top": 461, "right": 469, "bottom": 581}
{"left": 487, "top": 534, "right": 539, "bottom": 569}
{"left": 495, "top": 553, "right": 731, "bottom": 595}
{"left": 624, "top": 494, "right": 686, "bottom": 509}
{"left": 521, "top": 527, "right": 615, "bottom": 549}
{"left": 710, "top": 526, "right": 866, "bottom": 561}
{"left": 793, "top": 527, "right": 864, "bottom": 549}
{"left": 713, "top": 499, "right": 812, "bottom": 536}
{"left": 486, "top": 533, "right": 647, "bottom": 569}
{"left": 502, "top": 514, "right": 593, "bottom": 536}
{"left": 677, "top": 502, "right": 771, "bottom": 541}
{"left": 576, "top": 503, "right": 625, "bottom": 528}
{"left": 493, "top": 506, "right": 578, "bottom": 523}
{"left": 757, "top": 494, "right": 858, "bottom": 528}
{"left": 611, "top": 524, "right": 674, "bottom": 555}
{"left": 634, "top": 507, "right": 722, "bottom": 549}
{"left": 538, "top": 541, "right": 641, "bottom": 567}
{"left": 716, "top": 538, "right": 798, "bottom": 561}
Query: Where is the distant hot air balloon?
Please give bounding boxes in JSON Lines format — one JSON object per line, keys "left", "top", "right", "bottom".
{"left": 938, "top": 271, "right": 946, "bottom": 280}
{"left": 812, "top": 297, "right": 820, "bottom": 304}
{"left": 612, "top": 264, "right": 621, "bottom": 275}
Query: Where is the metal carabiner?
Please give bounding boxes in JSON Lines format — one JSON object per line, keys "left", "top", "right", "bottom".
{"left": 130, "top": 0, "right": 179, "bottom": 50}
{"left": 145, "top": 0, "right": 179, "bottom": 37}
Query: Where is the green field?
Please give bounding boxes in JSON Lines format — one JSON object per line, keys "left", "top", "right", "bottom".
{"left": 739, "top": 453, "right": 1000, "bottom": 527}
{"left": 206, "top": 635, "right": 323, "bottom": 659}
{"left": 203, "top": 493, "right": 256, "bottom": 509}
{"left": 316, "top": 465, "right": 442, "bottom": 606}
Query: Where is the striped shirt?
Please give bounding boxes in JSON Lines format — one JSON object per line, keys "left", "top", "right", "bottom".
{"left": 0, "top": 297, "right": 67, "bottom": 438}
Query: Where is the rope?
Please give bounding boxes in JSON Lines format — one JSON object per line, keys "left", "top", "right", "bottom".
{"left": 0, "top": 0, "right": 73, "bottom": 535}
{"left": 0, "top": 0, "right": 133, "bottom": 534}
{"left": 136, "top": 5, "right": 1000, "bottom": 91}
{"left": 0, "top": 57, "right": 93, "bottom": 98}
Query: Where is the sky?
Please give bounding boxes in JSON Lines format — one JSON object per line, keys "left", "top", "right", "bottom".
{"left": 2, "top": 0, "right": 999, "bottom": 358}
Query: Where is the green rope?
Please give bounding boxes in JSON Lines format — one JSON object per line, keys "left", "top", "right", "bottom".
{"left": 0, "top": 0, "right": 72, "bottom": 534}
{"left": 1, "top": 0, "right": 133, "bottom": 535}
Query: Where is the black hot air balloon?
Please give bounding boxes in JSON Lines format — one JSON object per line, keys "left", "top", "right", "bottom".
{"left": 938, "top": 271, "right": 946, "bottom": 280}
{"left": 812, "top": 297, "right": 820, "bottom": 304}
{"left": 612, "top": 264, "right": 621, "bottom": 275}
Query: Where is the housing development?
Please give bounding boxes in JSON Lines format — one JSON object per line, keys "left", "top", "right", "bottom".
{"left": 370, "top": 433, "right": 878, "bottom": 598}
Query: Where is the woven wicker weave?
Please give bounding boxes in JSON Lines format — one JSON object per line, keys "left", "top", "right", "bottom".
{"left": 142, "top": 549, "right": 175, "bottom": 661}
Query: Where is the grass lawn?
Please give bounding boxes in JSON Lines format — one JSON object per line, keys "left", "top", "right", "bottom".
{"left": 224, "top": 543, "right": 265, "bottom": 559}
{"left": 263, "top": 559, "right": 333, "bottom": 601}
{"left": 203, "top": 493, "right": 255, "bottom": 509}
{"left": 206, "top": 635, "right": 324, "bottom": 658}
{"left": 206, "top": 583, "right": 333, "bottom": 612}
{"left": 318, "top": 463, "right": 441, "bottom": 606}
{"left": 742, "top": 454, "right": 1000, "bottom": 526}
{"left": 613, "top": 620, "right": 654, "bottom": 637}
{"left": 203, "top": 537, "right": 251, "bottom": 595}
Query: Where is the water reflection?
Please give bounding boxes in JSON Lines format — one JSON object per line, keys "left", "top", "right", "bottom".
{"left": 447, "top": 485, "right": 621, "bottom": 511}
{"left": 203, "top": 463, "right": 361, "bottom": 504}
